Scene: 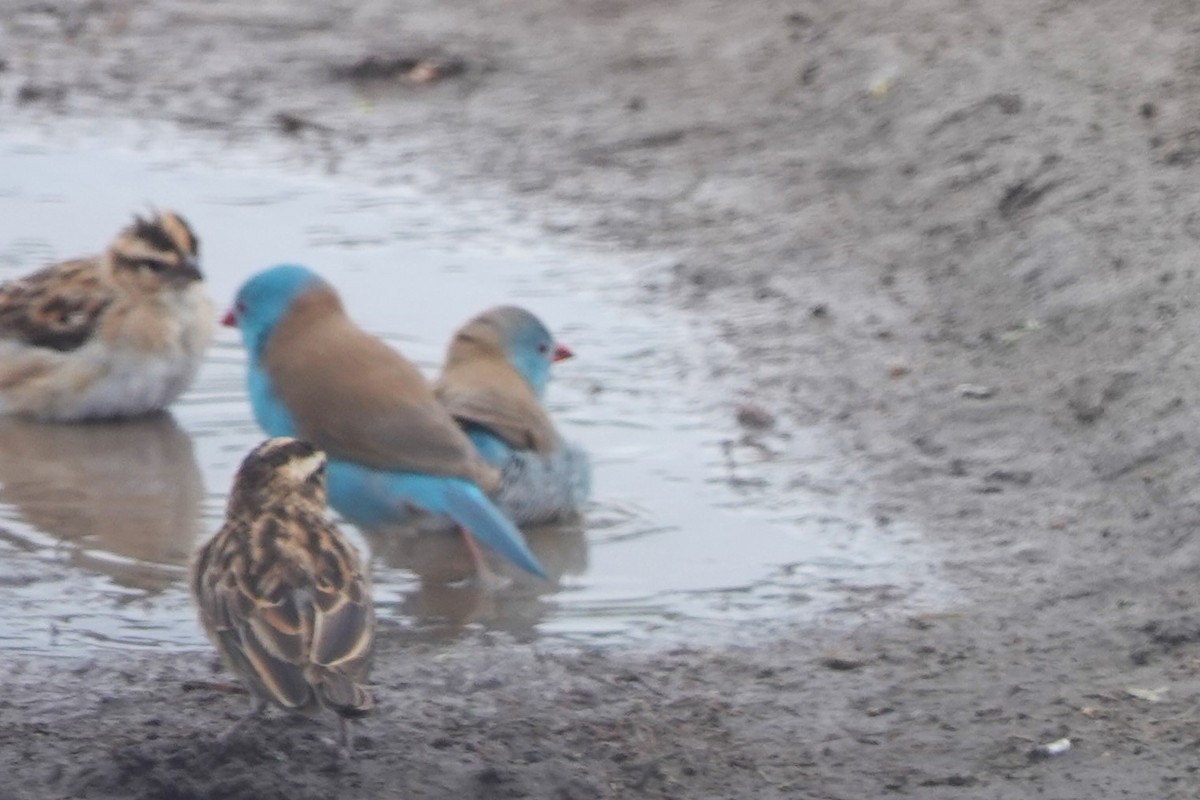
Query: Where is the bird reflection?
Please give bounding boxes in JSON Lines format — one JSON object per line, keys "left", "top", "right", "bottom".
{"left": 363, "top": 519, "right": 588, "bottom": 641}
{"left": 0, "top": 412, "right": 206, "bottom": 593}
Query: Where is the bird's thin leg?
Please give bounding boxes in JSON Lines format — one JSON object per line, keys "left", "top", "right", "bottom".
{"left": 218, "top": 696, "right": 267, "bottom": 742}
{"left": 338, "top": 716, "right": 356, "bottom": 760}
{"left": 458, "top": 527, "right": 510, "bottom": 590}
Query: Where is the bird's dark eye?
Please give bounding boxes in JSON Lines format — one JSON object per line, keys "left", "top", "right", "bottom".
{"left": 137, "top": 258, "right": 168, "bottom": 272}
{"left": 537, "top": 342, "right": 549, "bottom": 354}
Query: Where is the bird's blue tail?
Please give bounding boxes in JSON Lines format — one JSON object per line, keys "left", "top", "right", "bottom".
{"left": 462, "top": 423, "right": 513, "bottom": 467}
{"left": 433, "top": 478, "right": 548, "bottom": 580}
{"left": 325, "top": 461, "right": 547, "bottom": 580}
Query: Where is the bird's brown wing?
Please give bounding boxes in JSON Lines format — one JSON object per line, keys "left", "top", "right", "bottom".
{"left": 0, "top": 259, "right": 115, "bottom": 352}
{"left": 263, "top": 290, "right": 493, "bottom": 484}
{"left": 191, "top": 510, "right": 375, "bottom": 715}
{"left": 436, "top": 358, "right": 560, "bottom": 456}
{"left": 308, "top": 554, "right": 375, "bottom": 715}
{"left": 191, "top": 521, "right": 316, "bottom": 711}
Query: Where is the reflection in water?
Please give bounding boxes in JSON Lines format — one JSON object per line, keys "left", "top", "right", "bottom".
{"left": 364, "top": 521, "right": 588, "bottom": 639}
{"left": 0, "top": 413, "right": 207, "bottom": 594}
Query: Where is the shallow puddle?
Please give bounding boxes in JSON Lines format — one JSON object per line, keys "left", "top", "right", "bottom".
{"left": 0, "top": 129, "right": 945, "bottom": 654}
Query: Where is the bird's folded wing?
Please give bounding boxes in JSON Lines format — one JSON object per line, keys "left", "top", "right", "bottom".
{"left": 266, "top": 309, "right": 487, "bottom": 481}
{"left": 311, "top": 580, "right": 373, "bottom": 670}
{"left": 307, "top": 535, "right": 374, "bottom": 714}
{"left": 436, "top": 376, "right": 560, "bottom": 455}
{"left": 208, "top": 576, "right": 315, "bottom": 711}
{"left": 0, "top": 260, "right": 115, "bottom": 352}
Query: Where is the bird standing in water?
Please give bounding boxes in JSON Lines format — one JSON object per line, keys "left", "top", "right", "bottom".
{"left": 191, "top": 437, "right": 374, "bottom": 751}
{"left": 0, "top": 210, "right": 213, "bottom": 421}
{"left": 435, "top": 305, "right": 591, "bottom": 525}
{"left": 223, "top": 265, "right": 547, "bottom": 582}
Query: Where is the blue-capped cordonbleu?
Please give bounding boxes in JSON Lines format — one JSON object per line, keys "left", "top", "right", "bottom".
{"left": 222, "top": 265, "right": 547, "bottom": 581}
{"left": 435, "top": 305, "right": 591, "bottom": 525}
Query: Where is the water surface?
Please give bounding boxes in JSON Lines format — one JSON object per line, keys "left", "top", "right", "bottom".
{"left": 0, "top": 130, "right": 945, "bottom": 653}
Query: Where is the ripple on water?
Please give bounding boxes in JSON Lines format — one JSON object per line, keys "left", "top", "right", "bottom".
{"left": 0, "top": 131, "right": 947, "bottom": 654}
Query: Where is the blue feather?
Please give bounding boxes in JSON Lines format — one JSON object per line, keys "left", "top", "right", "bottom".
{"left": 248, "top": 360, "right": 299, "bottom": 438}
{"left": 325, "top": 461, "right": 548, "bottom": 580}
{"left": 463, "top": 423, "right": 514, "bottom": 466}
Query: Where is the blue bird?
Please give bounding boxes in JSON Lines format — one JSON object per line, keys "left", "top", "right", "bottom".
{"left": 435, "top": 306, "right": 591, "bottom": 525}
{"left": 222, "top": 265, "right": 547, "bottom": 582}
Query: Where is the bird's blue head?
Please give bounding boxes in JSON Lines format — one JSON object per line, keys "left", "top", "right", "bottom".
{"left": 473, "top": 306, "right": 573, "bottom": 399}
{"left": 223, "top": 264, "right": 327, "bottom": 359}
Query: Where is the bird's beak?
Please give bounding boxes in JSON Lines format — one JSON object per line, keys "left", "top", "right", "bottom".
{"left": 552, "top": 343, "right": 574, "bottom": 362}
{"left": 221, "top": 308, "right": 237, "bottom": 327}
{"left": 181, "top": 256, "right": 204, "bottom": 282}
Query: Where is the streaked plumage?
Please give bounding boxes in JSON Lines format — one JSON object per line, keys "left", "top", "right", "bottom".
{"left": 191, "top": 437, "right": 374, "bottom": 749}
{"left": 224, "top": 265, "right": 548, "bottom": 582}
{"left": 0, "top": 210, "right": 214, "bottom": 421}
{"left": 436, "top": 305, "right": 591, "bottom": 525}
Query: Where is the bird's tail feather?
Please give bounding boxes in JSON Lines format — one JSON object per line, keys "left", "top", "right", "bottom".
{"left": 313, "top": 670, "right": 374, "bottom": 718}
{"left": 431, "top": 478, "right": 548, "bottom": 580}
{"left": 326, "top": 462, "right": 548, "bottom": 579}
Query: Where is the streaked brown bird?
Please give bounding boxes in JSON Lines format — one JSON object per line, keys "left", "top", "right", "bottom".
{"left": 190, "top": 437, "right": 374, "bottom": 751}
{"left": 0, "top": 210, "right": 213, "bottom": 421}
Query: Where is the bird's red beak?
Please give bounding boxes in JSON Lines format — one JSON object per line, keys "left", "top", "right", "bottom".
{"left": 552, "top": 343, "right": 574, "bottom": 362}
{"left": 221, "top": 309, "right": 237, "bottom": 327}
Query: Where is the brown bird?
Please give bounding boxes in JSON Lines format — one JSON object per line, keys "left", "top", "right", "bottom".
{"left": 0, "top": 210, "right": 214, "bottom": 421}
{"left": 190, "top": 437, "right": 374, "bottom": 751}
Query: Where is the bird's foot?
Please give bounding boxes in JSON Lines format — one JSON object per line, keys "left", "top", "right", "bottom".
{"left": 471, "top": 564, "right": 512, "bottom": 591}
{"left": 458, "top": 526, "right": 514, "bottom": 590}
{"left": 217, "top": 698, "right": 266, "bottom": 744}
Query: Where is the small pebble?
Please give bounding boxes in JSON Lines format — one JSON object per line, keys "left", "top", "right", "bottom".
{"left": 1029, "top": 737, "right": 1071, "bottom": 760}
{"left": 736, "top": 403, "right": 775, "bottom": 430}
{"left": 956, "top": 383, "right": 995, "bottom": 400}
{"left": 820, "top": 655, "right": 865, "bottom": 671}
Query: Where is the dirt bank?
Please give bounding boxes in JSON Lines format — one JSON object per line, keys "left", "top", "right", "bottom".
{"left": 5, "top": 0, "right": 1200, "bottom": 797}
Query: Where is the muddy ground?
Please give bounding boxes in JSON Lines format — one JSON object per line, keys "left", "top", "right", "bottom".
{"left": 5, "top": 0, "right": 1200, "bottom": 796}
